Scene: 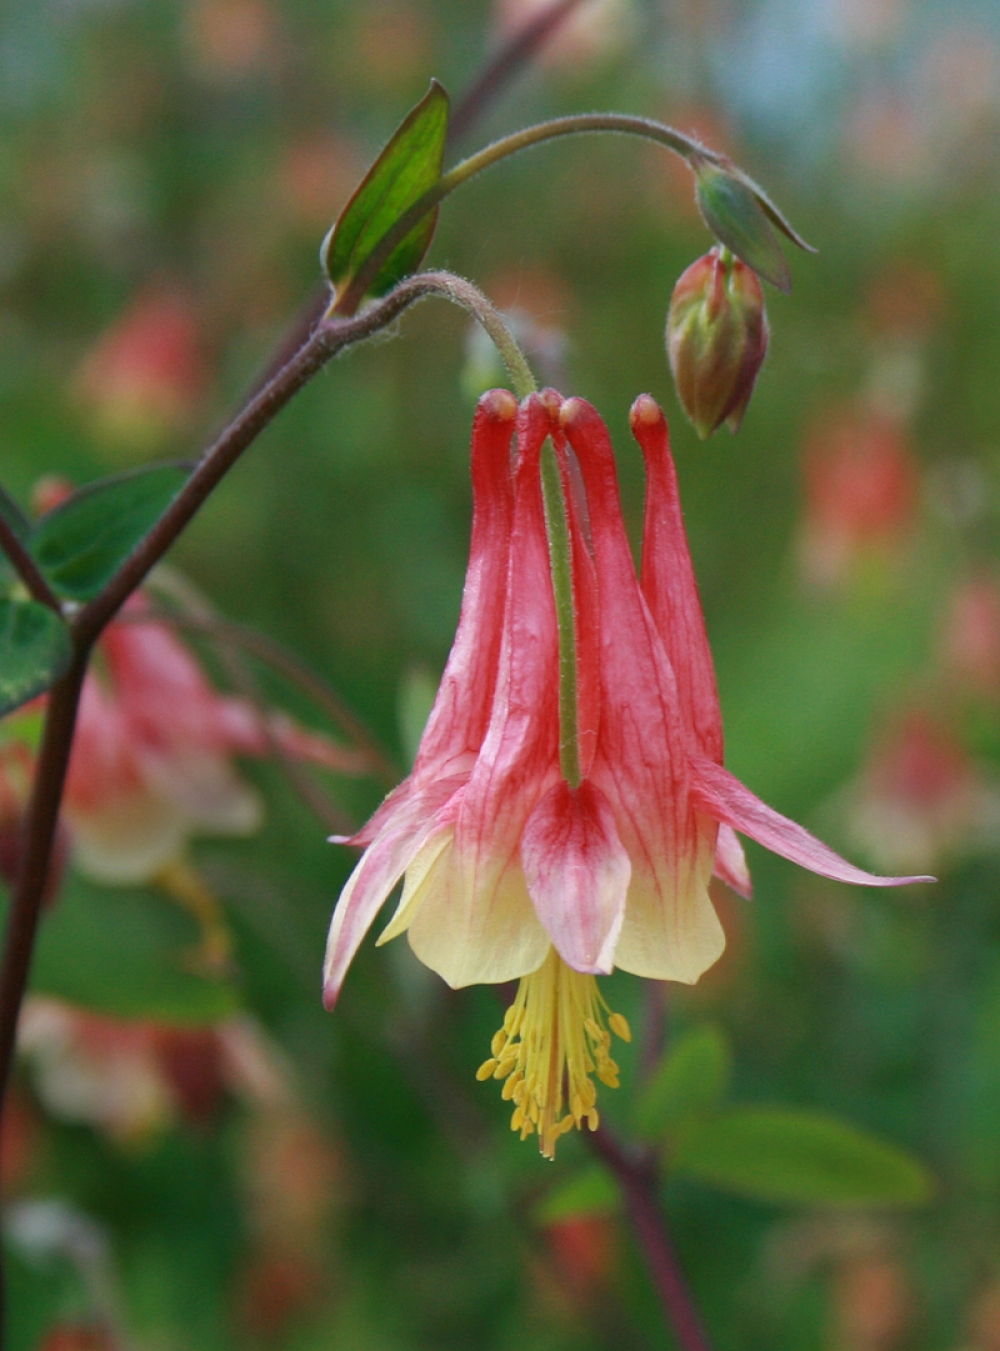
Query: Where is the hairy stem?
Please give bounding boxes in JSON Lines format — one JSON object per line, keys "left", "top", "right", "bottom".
{"left": 539, "top": 442, "right": 581, "bottom": 788}
{"left": 589, "top": 1128, "right": 715, "bottom": 1351}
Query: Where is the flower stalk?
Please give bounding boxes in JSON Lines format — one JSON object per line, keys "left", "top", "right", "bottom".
{"left": 331, "top": 114, "right": 731, "bottom": 317}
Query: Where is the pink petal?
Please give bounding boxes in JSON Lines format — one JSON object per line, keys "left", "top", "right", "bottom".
{"left": 689, "top": 754, "right": 935, "bottom": 887}
{"left": 631, "top": 394, "right": 723, "bottom": 763}
{"left": 322, "top": 780, "right": 465, "bottom": 1009}
{"left": 561, "top": 397, "right": 723, "bottom": 980}
{"left": 410, "top": 388, "right": 517, "bottom": 782}
{"left": 433, "top": 395, "right": 563, "bottom": 979}
{"left": 521, "top": 779, "right": 630, "bottom": 975}
{"left": 713, "top": 823, "right": 752, "bottom": 899}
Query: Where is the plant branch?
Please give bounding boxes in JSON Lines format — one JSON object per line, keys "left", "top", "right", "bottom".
{"left": 0, "top": 652, "right": 88, "bottom": 1117}
{"left": 334, "top": 113, "right": 718, "bottom": 315}
{"left": 70, "top": 273, "right": 466, "bottom": 649}
{"left": 0, "top": 513, "right": 61, "bottom": 614}
{"left": 588, "top": 1128, "right": 715, "bottom": 1351}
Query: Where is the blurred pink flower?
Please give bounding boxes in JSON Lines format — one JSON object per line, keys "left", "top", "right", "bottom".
{"left": 75, "top": 287, "right": 206, "bottom": 454}
{"left": 797, "top": 405, "right": 920, "bottom": 588}
{"left": 940, "top": 575, "right": 1000, "bottom": 703}
{"left": 17, "top": 999, "right": 292, "bottom": 1146}
{"left": 183, "top": 0, "right": 278, "bottom": 83}
{"left": 844, "top": 708, "right": 998, "bottom": 874}
{"left": 325, "top": 389, "right": 927, "bottom": 1156}
{"left": 493, "top": 0, "right": 636, "bottom": 70}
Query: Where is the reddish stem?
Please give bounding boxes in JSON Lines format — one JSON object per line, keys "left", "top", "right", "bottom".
{"left": 589, "top": 1128, "right": 715, "bottom": 1351}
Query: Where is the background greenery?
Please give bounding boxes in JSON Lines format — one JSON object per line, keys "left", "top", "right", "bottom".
{"left": 2, "top": 0, "right": 1000, "bottom": 1345}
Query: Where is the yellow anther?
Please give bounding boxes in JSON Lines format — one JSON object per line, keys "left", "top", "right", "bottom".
{"left": 478, "top": 951, "right": 627, "bottom": 1159}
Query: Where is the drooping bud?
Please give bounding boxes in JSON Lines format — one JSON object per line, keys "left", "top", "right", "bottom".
{"left": 666, "top": 247, "right": 769, "bottom": 439}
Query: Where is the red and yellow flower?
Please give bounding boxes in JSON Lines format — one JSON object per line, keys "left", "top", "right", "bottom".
{"left": 324, "top": 389, "right": 929, "bottom": 1157}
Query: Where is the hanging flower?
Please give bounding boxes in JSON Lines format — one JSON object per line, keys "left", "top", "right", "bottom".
{"left": 324, "top": 389, "right": 930, "bottom": 1157}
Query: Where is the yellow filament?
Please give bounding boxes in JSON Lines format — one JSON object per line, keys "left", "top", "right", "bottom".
{"left": 477, "top": 949, "right": 631, "bottom": 1159}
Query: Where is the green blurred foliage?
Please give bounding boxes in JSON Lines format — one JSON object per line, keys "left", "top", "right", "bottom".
{"left": 1, "top": 0, "right": 1000, "bottom": 1346}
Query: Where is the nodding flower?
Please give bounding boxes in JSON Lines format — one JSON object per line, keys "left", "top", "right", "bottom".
{"left": 324, "top": 389, "right": 931, "bottom": 1158}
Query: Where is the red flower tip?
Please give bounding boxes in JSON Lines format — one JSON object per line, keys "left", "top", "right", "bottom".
{"left": 478, "top": 387, "right": 518, "bottom": 423}
{"left": 558, "top": 395, "right": 601, "bottom": 433}
{"left": 630, "top": 393, "right": 665, "bottom": 431}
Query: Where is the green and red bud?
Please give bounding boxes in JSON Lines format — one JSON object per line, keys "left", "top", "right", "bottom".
{"left": 666, "top": 247, "right": 769, "bottom": 439}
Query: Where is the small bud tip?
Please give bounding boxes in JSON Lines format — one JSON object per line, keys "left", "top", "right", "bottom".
{"left": 558, "top": 396, "right": 586, "bottom": 429}
{"left": 629, "top": 394, "right": 663, "bottom": 429}
{"left": 480, "top": 388, "right": 517, "bottom": 422}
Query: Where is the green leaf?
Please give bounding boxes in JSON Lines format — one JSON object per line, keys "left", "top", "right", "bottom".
{"left": 30, "top": 462, "right": 189, "bottom": 601}
{"left": 672, "top": 1106, "right": 935, "bottom": 1208}
{"left": 534, "top": 1165, "right": 620, "bottom": 1225}
{"left": 693, "top": 158, "right": 792, "bottom": 293}
{"left": 728, "top": 163, "right": 818, "bottom": 254}
{"left": 0, "top": 598, "right": 72, "bottom": 717}
{"left": 29, "top": 873, "right": 241, "bottom": 1024}
{"left": 322, "top": 80, "right": 450, "bottom": 301}
{"left": 634, "top": 1024, "right": 732, "bottom": 1145}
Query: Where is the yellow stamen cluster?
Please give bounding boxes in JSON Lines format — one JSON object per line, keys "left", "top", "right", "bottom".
{"left": 476, "top": 948, "right": 631, "bottom": 1159}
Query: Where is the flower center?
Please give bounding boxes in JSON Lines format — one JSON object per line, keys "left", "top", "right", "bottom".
{"left": 477, "top": 948, "right": 631, "bottom": 1159}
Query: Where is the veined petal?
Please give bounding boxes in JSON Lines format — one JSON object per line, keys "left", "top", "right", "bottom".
{"left": 410, "top": 388, "right": 517, "bottom": 781}
{"left": 560, "top": 396, "right": 724, "bottom": 982}
{"left": 521, "top": 779, "right": 630, "bottom": 975}
{"left": 631, "top": 394, "right": 723, "bottom": 763}
{"left": 402, "top": 394, "right": 561, "bottom": 987}
{"left": 614, "top": 818, "right": 724, "bottom": 981}
{"left": 404, "top": 833, "right": 551, "bottom": 986}
{"left": 322, "top": 778, "right": 465, "bottom": 1009}
{"left": 689, "top": 754, "right": 936, "bottom": 887}
{"left": 714, "top": 822, "right": 752, "bottom": 899}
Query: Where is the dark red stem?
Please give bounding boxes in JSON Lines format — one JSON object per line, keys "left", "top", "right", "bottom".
{"left": 589, "top": 1128, "right": 715, "bottom": 1351}
{"left": 0, "top": 512, "right": 61, "bottom": 613}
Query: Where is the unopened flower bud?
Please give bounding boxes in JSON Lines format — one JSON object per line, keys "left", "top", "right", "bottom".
{"left": 666, "top": 247, "right": 769, "bottom": 439}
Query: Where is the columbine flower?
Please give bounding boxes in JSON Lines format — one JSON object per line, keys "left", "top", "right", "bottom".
{"left": 324, "top": 388, "right": 929, "bottom": 1157}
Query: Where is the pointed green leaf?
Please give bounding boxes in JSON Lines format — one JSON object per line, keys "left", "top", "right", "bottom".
{"left": 322, "top": 80, "right": 450, "bottom": 301}
{"left": 634, "top": 1024, "right": 732, "bottom": 1145}
{"left": 0, "top": 598, "right": 72, "bottom": 717}
{"left": 28, "top": 874, "right": 241, "bottom": 1024}
{"left": 673, "top": 1107, "right": 935, "bottom": 1208}
{"left": 728, "top": 164, "right": 818, "bottom": 254}
{"left": 693, "top": 158, "right": 792, "bottom": 293}
{"left": 30, "top": 462, "right": 189, "bottom": 601}
{"left": 534, "top": 1165, "right": 620, "bottom": 1226}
